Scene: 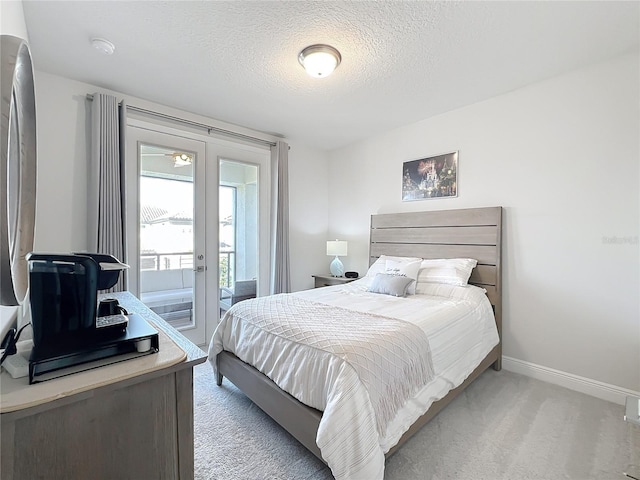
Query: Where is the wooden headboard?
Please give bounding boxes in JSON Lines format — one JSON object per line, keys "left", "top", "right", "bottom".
{"left": 370, "top": 206, "right": 503, "bottom": 352}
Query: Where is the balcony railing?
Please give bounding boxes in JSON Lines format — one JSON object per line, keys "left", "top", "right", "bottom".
{"left": 140, "top": 252, "right": 194, "bottom": 271}
{"left": 140, "top": 250, "right": 236, "bottom": 287}
{"left": 219, "top": 251, "right": 235, "bottom": 288}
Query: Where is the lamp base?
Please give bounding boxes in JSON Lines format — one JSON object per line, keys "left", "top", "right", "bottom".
{"left": 329, "top": 256, "right": 344, "bottom": 277}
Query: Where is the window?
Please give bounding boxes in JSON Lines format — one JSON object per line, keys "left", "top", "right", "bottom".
{"left": 140, "top": 174, "right": 194, "bottom": 272}
{"left": 219, "top": 185, "right": 236, "bottom": 287}
{"left": 219, "top": 159, "right": 259, "bottom": 292}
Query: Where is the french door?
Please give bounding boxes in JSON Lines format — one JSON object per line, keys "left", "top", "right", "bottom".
{"left": 125, "top": 123, "right": 271, "bottom": 346}
{"left": 126, "top": 126, "right": 207, "bottom": 345}
{"left": 213, "top": 141, "right": 271, "bottom": 303}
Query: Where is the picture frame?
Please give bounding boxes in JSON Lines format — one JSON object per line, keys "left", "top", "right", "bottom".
{"left": 402, "top": 151, "right": 458, "bottom": 201}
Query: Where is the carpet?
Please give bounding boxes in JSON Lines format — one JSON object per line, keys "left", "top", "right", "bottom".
{"left": 193, "top": 361, "right": 639, "bottom": 480}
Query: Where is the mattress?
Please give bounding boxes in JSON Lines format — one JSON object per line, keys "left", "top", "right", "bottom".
{"left": 208, "top": 278, "right": 499, "bottom": 479}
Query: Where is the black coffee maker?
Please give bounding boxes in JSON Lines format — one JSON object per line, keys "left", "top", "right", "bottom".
{"left": 27, "top": 252, "right": 129, "bottom": 347}
{"left": 25, "top": 252, "right": 159, "bottom": 384}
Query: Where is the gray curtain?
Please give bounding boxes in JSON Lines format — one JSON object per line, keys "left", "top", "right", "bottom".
{"left": 270, "top": 140, "right": 290, "bottom": 294}
{"left": 89, "top": 93, "right": 127, "bottom": 292}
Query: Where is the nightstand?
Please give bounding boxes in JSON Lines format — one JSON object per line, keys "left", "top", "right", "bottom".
{"left": 312, "top": 274, "right": 359, "bottom": 288}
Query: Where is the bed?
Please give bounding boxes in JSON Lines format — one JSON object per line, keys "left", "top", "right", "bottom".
{"left": 208, "top": 206, "right": 502, "bottom": 479}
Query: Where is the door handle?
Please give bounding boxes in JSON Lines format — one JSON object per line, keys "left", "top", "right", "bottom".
{"left": 193, "top": 266, "right": 206, "bottom": 272}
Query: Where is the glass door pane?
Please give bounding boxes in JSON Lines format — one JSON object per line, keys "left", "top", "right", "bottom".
{"left": 218, "top": 185, "right": 235, "bottom": 289}
{"left": 126, "top": 132, "right": 210, "bottom": 345}
{"left": 135, "top": 141, "right": 206, "bottom": 344}
{"left": 219, "top": 160, "right": 258, "bottom": 316}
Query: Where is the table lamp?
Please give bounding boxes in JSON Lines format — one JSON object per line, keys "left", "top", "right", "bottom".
{"left": 326, "top": 240, "right": 347, "bottom": 277}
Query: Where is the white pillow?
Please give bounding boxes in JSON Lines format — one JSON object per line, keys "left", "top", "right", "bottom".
{"left": 415, "top": 282, "right": 487, "bottom": 302}
{"left": 385, "top": 259, "right": 422, "bottom": 295}
{"left": 367, "top": 273, "right": 414, "bottom": 297}
{"left": 416, "top": 258, "right": 478, "bottom": 288}
{"left": 365, "top": 255, "right": 422, "bottom": 278}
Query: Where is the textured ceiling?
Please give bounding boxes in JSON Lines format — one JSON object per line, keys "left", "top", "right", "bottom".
{"left": 21, "top": 1, "right": 640, "bottom": 151}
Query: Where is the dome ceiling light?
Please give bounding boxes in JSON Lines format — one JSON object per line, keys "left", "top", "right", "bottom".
{"left": 91, "top": 38, "right": 116, "bottom": 55}
{"left": 298, "top": 44, "right": 341, "bottom": 78}
{"left": 173, "top": 153, "right": 193, "bottom": 167}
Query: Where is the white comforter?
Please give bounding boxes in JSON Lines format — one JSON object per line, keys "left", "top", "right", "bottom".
{"left": 208, "top": 279, "right": 499, "bottom": 479}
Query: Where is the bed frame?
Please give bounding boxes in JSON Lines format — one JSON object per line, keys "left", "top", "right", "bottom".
{"left": 216, "top": 206, "right": 503, "bottom": 462}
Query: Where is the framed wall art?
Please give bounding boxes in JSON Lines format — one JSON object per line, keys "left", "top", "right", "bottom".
{"left": 402, "top": 151, "right": 458, "bottom": 201}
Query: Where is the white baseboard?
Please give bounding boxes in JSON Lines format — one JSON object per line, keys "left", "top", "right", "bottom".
{"left": 502, "top": 356, "right": 640, "bottom": 406}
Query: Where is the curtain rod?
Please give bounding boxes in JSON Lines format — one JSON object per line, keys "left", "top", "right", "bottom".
{"left": 86, "top": 94, "right": 278, "bottom": 147}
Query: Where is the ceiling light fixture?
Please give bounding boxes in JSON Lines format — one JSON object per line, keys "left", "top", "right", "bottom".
{"left": 91, "top": 38, "right": 116, "bottom": 55}
{"left": 298, "top": 44, "right": 341, "bottom": 78}
{"left": 173, "top": 153, "right": 193, "bottom": 167}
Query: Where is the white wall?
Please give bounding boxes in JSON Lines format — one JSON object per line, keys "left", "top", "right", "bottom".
{"left": 327, "top": 53, "right": 640, "bottom": 392}
{"left": 287, "top": 140, "right": 331, "bottom": 290}
{"left": 32, "top": 72, "right": 329, "bottom": 292}
{"left": 32, "top": 73, "right": 94, "bottom": 252}
{"left": 0, "top": 0, "right": 28, "bottom": 40}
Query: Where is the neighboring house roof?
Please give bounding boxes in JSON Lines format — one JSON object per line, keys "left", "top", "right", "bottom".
{"left": 141, "top": 206, "right": 194, "bottom": 225}
{"left": 168, "top": 210, "right": 193, "bottom": 224}
{"left": 143, "top": 206, "right": 234, "bottom": 227}
{"left": 141, "top": 205, "right": 169, "bottom": 224}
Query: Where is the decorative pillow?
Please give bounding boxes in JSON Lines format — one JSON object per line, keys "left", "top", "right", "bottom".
{"left": 416, "top": 258, "right": 478, "bottom": 288}
{"left": 365, "top": 255, "right": 422, "bottom": 278}
{"left": 384, "top": 259, "right": 422, "bottom": 295}
{"left": 367, "top": 273, "right": 414, "bottom": 297}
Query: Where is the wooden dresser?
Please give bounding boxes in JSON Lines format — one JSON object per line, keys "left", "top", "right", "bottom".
{"left": 0, "top": 292, "right": 207, "bottom": 480}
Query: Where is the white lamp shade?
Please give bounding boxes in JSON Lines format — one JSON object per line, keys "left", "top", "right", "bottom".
{"left": 326, "top": 240, "right": 347, "bottom": 256}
